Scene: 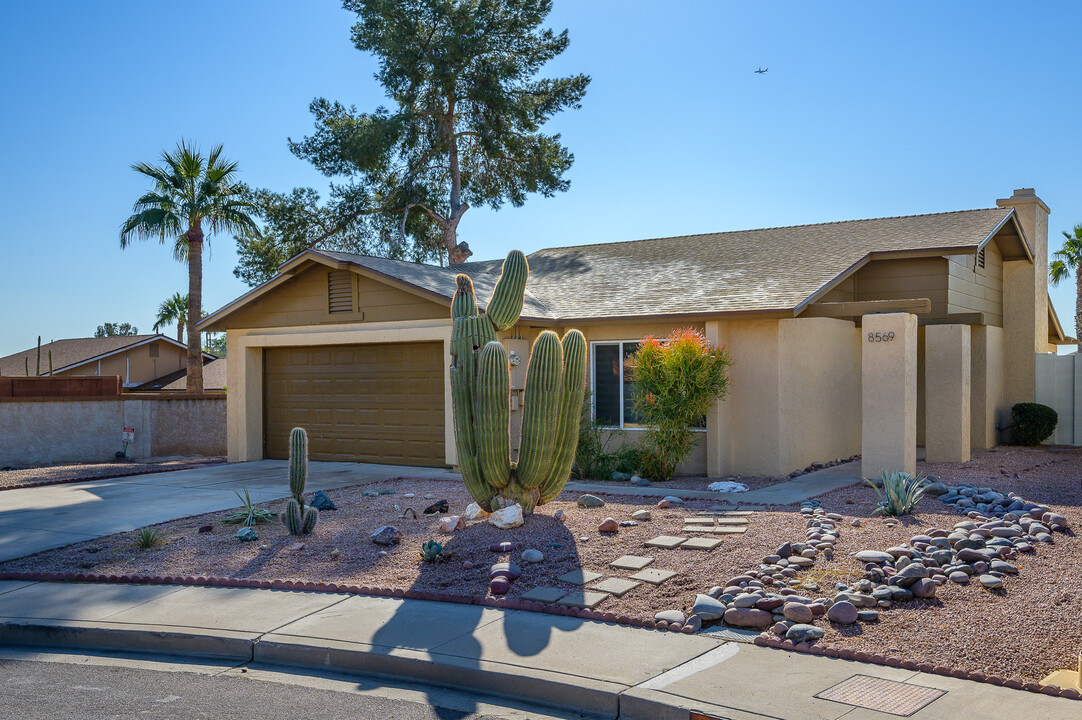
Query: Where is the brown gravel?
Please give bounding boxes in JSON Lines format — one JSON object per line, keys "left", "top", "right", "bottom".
{"left": 0, "top": 456, "right": 226, "bottom": 489}
{"left": 809, "top": 446, "right": 1082, "bottom": 682}
{"left": 4, "top": 446, "right": 1078, "bottom": 683}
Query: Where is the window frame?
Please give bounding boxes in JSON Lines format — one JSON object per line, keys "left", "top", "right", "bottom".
{"left": 589, "top": 339, "right": 706, "bottom": 432}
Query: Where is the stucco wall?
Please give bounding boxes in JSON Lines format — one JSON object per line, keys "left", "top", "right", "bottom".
{"left": 1035, "top": 352, "right": 1082, "bottom": 446}
{"left": 971, "top": 325, "right": 1005, "bottom": 448}
{"left": 777, "top": 317, "right": 862, "bottom": 472}
{"left": 0, "top": 396, "right": 225, "bottom": 467}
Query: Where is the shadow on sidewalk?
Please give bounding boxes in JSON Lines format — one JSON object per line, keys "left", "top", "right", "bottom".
{"left": 368, "top": 510, "right": 585, "bottom": 717}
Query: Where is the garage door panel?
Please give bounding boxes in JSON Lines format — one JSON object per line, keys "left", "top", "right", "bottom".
{"left": 264, "top": 342, "right": 445, "bottom": 467}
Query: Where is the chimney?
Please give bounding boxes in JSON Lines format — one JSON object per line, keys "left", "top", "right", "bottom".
{"left": 995, "top": 188, "right": 1051, "bottom": 405}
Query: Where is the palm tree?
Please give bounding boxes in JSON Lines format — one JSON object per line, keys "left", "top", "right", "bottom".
{"left": 120, "top": 141, "right": 255, "bottom": 392}
{"left": 153, "top": 293, "right": 188, "bottom": 343}
{"left": 1050, "top": 223, "right": 1082, "bottom": 353}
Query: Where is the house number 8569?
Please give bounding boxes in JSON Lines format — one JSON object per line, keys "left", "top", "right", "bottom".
{"left": 867, "top": 331, "right": 895, "bottom": 343}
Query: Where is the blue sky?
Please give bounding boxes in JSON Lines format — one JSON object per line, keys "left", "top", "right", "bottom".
{"left": 1, "top": 1, "right": 1080, "bottom": 357}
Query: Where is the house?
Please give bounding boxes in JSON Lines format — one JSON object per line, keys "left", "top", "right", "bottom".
{"left": 130, "top": 357, "right": 227, "bottom": 392}
{"left": 197, "top": 188, "right": 1070, "bottom": 476}
{"left": 0, "top": 335, "right": 216, "bottom": 389}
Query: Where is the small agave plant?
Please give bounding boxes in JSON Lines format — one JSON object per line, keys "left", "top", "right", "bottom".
{"left": 866, "top": 471, "right": 928, "bottom": 516}
{"left": 419, "top": 540, "right": 446, "bottom": 563}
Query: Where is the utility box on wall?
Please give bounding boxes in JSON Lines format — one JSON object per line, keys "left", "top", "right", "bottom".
{"left": 504, "top": 337, "right": 531, "bottom": 462}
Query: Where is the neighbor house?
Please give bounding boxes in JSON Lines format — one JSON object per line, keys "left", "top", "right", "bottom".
{"left": 198, "top": 188, "right": 1070, "bottom": 476}
{"left": 0, "top": 335, "right": 216, "bottom": 388}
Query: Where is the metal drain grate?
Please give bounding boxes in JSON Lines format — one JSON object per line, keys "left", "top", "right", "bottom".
{"left": 815, "top": 674, "right": 946, "bottom": 716}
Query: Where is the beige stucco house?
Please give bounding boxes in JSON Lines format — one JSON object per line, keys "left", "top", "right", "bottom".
{"left": 0, "top": 335, "right": 214, "bottom": 388}
{"left": 199, "top": 188, "right": 1070, "bottom": 476}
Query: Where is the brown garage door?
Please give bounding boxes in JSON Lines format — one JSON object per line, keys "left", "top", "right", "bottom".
{"left": 264, "top": 342, "right": 445, "bottom": 466}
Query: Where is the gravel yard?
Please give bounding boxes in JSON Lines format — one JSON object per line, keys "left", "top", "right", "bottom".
{"left": 0, "top": 456, "right": 226, "bottom": 489}
{"left": 2, "top": 446, "right": 1077, "bottom": 683}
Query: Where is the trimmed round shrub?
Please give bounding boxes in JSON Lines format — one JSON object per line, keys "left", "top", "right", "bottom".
{"left": 1011, "top": 403, "right": 1057, "bottom": 446}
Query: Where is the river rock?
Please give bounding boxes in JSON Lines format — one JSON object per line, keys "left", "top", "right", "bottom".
{"left": 598, "top": 517, "right": 619, "bottom": 532}
{"left": 662, "top": 496, "right": 684, "bottom": 505}
{"left": 691, "top": 594, "right": 726, "bottom": 621}
{"left": 854, "top": 550, "right": 894, "bottom": 563}
{"left": 786, "top": 624, "right": 825, "bottom": 643}
{"left": 489, "top": 577, "right": 511, "bottom": 595}
{"left": 631, "top": 509, "right": 652, "bottom": 521}
{"left": 827, "top": 601, "right": 858, "bottom": 624}
{"left": 577, "top": 494, "right": 605, "bottom": 508}
{"left": 490, "top": 562, "right": 522, "bottom": 580}
{"left": 979, "top": 574, "right": 1004, "bottom": 589}
{"left": 655, "top": 610, "right": 685, "bottom": 625}
{"left": 949, "top": 571, "right": 970, "bottom": 584}
{"left": 521, "top": 549, "right": 544, "bottom": 564}
{"left": 783, "top": 602, "right": 814, "bottom": 623}
{"left": 909, "top": 578, "right": 937, "bottom": 598}
{"left": 723, "top": 607, "right": 773, "bottom": 628}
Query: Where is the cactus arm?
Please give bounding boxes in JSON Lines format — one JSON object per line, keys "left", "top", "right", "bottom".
{"left": 539, "top": 330, "right": 588, "bottom": 504}
{"left": 485, "top": 251, "right": 528, "bottom": 331}
{"left": 288, "top": 427, "right": 308, "bottom": 509}
{"left": 516, "top": 331, "right": 565, "bottom": 490}
{"left": 475, "top": 341, "right": 512, "bottom": 490}
{"left": 451, "top": 274, "right": 480, "bottom": 320}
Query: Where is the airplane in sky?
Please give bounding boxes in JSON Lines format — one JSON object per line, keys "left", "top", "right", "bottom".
{"left": 755, "top": 67, "right": 769, "bottom": 74}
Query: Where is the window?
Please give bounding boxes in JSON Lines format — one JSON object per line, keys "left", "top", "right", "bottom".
{"left": 328, "top": 270, "right": 353, "bottom": 313}
{"left": 592, "top": 341, "right": 642, "bottom": 427}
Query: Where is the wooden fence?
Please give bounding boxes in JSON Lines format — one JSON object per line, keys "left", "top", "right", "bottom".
{"left": 0, "top": 376, "right": 122, "bottom": 398}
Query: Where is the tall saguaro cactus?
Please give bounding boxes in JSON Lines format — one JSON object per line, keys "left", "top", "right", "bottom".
{"left": 283, "top": 427, "right": 318, "bottom": 534}
{"left": 450, "top": 251, "right": 587, "bottom": 515}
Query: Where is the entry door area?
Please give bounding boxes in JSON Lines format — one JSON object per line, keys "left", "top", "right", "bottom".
{"left": 263, "top": 342, "right": 445, "bottom": 466}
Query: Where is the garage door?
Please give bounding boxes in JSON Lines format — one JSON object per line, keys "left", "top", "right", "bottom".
{"left": 264, "top": 343, "right": 445, "bottom": 466}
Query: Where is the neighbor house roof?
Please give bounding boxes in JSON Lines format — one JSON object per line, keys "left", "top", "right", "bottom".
{"left": 0, "top": 335, "right": 213, "bottom": 377}
{"left": 130, "top": 357, "right": 227, "bottom": 391}
{"left": 200, "top": 207, "right": 1030, "bottom": 328}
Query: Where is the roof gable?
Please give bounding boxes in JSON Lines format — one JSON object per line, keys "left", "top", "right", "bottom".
{"left": 0, "top": 335, "right": 205, "bottom": 377}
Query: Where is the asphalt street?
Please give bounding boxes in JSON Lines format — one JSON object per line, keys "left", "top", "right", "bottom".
{"left": 0, "top": 649, "right": 590, "bottom": 720}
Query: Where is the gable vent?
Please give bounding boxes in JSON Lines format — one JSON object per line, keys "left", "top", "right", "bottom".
{"left": 328, "top": 270, "right": 353, "bottom": 313}
{"left": 977, "top": 247, "right": 986, "bottom": 269}
{"left": 148, "top": 344, "right": 159, "bottom": 358}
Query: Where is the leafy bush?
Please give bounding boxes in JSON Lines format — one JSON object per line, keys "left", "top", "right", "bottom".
{"left": 866, "top": 471, "right": 927, "bottom": 516}
{"left": 574, "top": 391, "right": 641, "bottom": 480}
{"left": 223, "top": 488, "right": 277, "bottom": 526}
{"left": 1011, "top": 403, "right": 1057, "bottom": 446}
{"left": 133, "top": 527, "right": 162, "bottom": 549}
{"left": 629, "top": 329, "right": 732, "bottom": 480}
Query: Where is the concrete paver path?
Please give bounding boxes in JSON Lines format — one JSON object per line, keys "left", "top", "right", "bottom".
{"left": 0, "top": 460, "right": 457, "bottom": 561}
{"left": 0, "top": 580, "right": 1075, "bottom": 720}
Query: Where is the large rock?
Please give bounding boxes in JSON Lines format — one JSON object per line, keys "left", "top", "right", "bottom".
{"left": 782, "top": 602, "right": 814, "bottom": 624}
{"left": 439, "top": 515, "right": 464, "bottom": 533}
{"left": 854, "top": 550, "right": 894, "bottom": 563}
{"left": 371, "top": 526, "right": 402, "bottom": 545}
{"left": 311, "top": 491, "right": 337, "bottom": 511}
{"left": 521, "top": 549, "right": 544, "bottom": 564}
{"left": 464, "top": 502, "right": 489, "bottom": 520}
{"left": 691, "top": 594, "right": 726, "bottom": 621}
{"left": 598, "top": 517, "right": 619, "bottom": 533}
{"left": 655, "top": 610, "right": 685, "bottom": 625}
{"left": 909, "top": 578, "right": 937, "bottom": 598}
{"left": 489, "top": 504, "right": 525, "bottom": 529}
{"left": 577, "top": 494, "right": 605, "bottom": 508}
{"left": 786, "top": 624, "right": 825, "bottom": 643}
{"left": 827, "top": 601, "right": 858, "bottom": 624}
{"left": 723, "top": 607, "right": 773, "bottom": 628}
{"left": 631, "top": 509, "right": 652, "bottom": 521}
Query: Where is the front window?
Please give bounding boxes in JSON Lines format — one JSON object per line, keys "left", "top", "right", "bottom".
{"left": 592, "top": 341, "right": 642, "bottom": 427}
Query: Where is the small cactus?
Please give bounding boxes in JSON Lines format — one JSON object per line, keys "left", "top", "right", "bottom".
{"left": 419, "top": 540, "right": 445, "bottom": 562}
{"left": 283, "top": 427, "right": 318, "bottom": 535}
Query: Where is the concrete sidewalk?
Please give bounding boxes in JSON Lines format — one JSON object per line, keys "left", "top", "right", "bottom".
{"left": 0, "top": 460, "right": 457, "bottom": 561}
{"left": 0, "top": 580, "right": 1074, "bottom": 719}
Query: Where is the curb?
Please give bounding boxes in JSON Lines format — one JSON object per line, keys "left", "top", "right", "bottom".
{"left": 2, "top": 574, "right": 1077, "bottom": 702}
{"left": 0, "top": 460, "right": 227, "bottom": 492}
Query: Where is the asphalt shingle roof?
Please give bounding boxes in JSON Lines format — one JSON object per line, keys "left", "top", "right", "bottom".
{"left": 0, "top": 335, "right": 160, "bottom": 377}
{"left": 131, "top": 357, "right": 227, "bottom": 391}
{"left": 321, "top": 208, "right": 1012, "bottom": 321}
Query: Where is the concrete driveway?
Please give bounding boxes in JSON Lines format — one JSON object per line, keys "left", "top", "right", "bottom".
{"left": 0, "top": 460, "right": 459, "bottom": 562}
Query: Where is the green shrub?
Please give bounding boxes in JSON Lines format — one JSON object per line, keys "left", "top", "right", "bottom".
{"left": 866, "top": 471, "right": 926, "bottom": 516}
{"left": 629, "top": 329, "right": 732, "bottom": 480}
{"left": 1011, "top": 403, "right": 1057, "bottom": 446}
{"left": 613, "top": 445, "right": 641, "bottom": 475}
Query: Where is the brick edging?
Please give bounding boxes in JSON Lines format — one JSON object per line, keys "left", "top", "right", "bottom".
{"left": 0, "top": 460, "right": 227, "bottom": 492}
{"left": 0, "top": 570, "right": 1075, "bottom": 701}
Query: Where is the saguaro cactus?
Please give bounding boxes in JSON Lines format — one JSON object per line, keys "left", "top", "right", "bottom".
{"left": 450, "top": 250, "right": 587, "bottom": 515}
{"left": 283, "top": 427, "right": 318, "bottom": 534}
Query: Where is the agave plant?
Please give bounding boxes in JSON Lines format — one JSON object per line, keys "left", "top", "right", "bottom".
{"left": 419, "top": 540, "right": 446, "bottom": 563}
{"left": 133, "top": 527, "right": 162, "bottom": 549}
{"left": 866, "top": 471, "right": 928, "bottom": 516}
{"left": 223, "top": 488, "right": 277, "bottom": 526}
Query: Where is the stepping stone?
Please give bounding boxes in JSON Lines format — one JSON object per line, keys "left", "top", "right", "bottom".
{"left": 706, "top": 526, "right": 747, "bottom": 535}
{"left": 630, "top": 568, "right": 678, "bottom": 585}
{"left": 609, "top": 555, "right": 654, "bottom": 571}
{"left": 644, "top": 535, "right": 687, "bottom": 549}
{"left": 681, "top": 537, "right": 723, "bottom": 550}
{"left": 684, "top": 517, "right": 719, "bottom": 525}
{"left": 589, "top": 578, "right": 642, "bottom": 597}
{"left": 556, "top": 591, "right": 608, "bottom": 609}
{"left": 556, "top": 569, "right": 603, "bottom": 585}
{"left": 520, "top": 587, "right": 566, "bottom": 603}
{"left": 684, "top": 521, "right": 747, "bottom": 530}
